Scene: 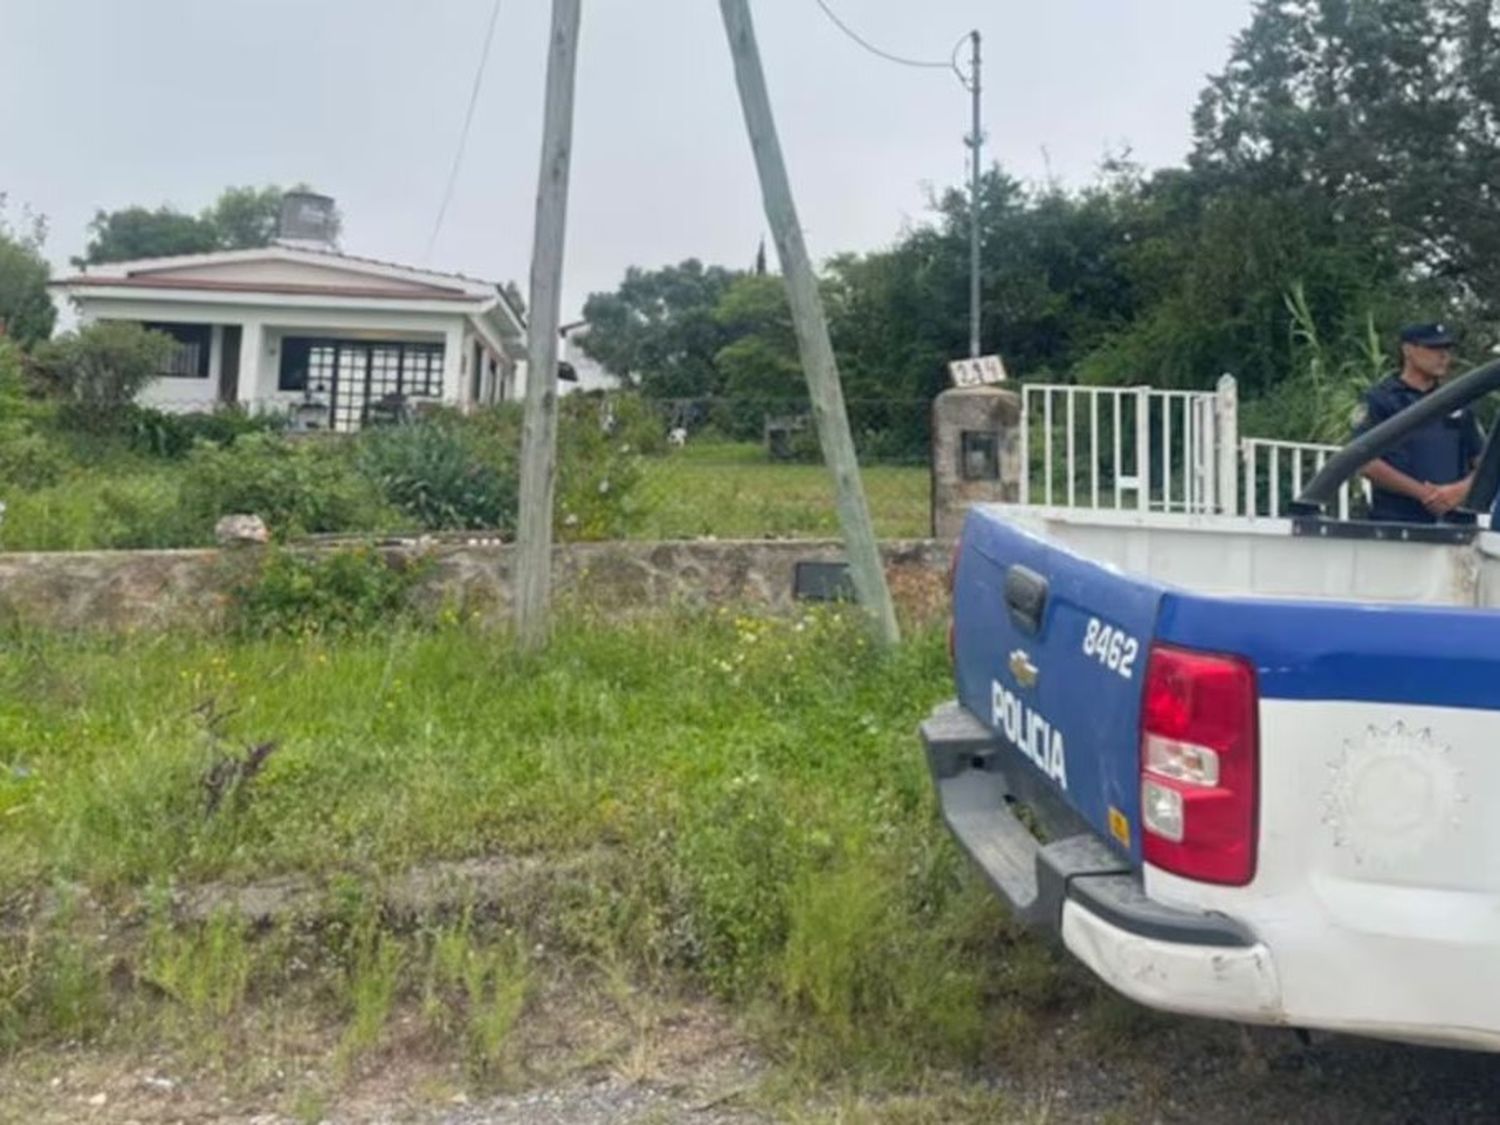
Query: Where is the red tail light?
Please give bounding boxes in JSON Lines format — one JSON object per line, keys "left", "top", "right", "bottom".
{"left": 1140, "top": 643, "right": 1258, "bottom": 885}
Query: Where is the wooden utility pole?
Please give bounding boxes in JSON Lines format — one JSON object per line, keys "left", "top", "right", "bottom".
{"left": 514, "top": 0, "right": 583, "bottom": 651}
{"left": 719, "top": 0, "right": 900, "bottom": 645}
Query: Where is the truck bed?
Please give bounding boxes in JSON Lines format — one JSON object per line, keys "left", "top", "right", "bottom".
{"left": 997, "top": 505, "right": 1500, "bottom": 607}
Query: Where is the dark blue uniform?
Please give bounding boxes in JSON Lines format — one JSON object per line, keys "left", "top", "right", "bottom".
{"left": 1353, "top": 374, "right": 1484, "bottom": 523}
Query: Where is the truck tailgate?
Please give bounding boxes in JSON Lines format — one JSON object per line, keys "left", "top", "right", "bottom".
{"left": 953, "top": 506, "right": 1164, "bottom": 861}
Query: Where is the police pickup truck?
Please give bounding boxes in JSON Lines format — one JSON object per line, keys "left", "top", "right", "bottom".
{"left": 923, "top": 359, "right": 1500, "bottom": 1050}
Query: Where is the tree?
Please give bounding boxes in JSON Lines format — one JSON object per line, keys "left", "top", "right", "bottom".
{"left": 578, "top": 260, "right": 741, "bottom": 397}
{"left": 571, "top": 0, "right": 1500, "bottom": 441}
{"left": 1191, "top": 0, "right": 1500, "bottom": 311}
{"left": 825, "top": 237, "right": 962, "bottom": 405}
{"left": 1065, "top": 0, "right": 1500, "bottom": 397}
{"left": 821, "top": 166, "right": 1150, "bottom": 401}
{"left": 0, "top": 195, "right": 56, "bottom": 347}
{"left": 710, "top": 274, "right": 803, "bottom": 436}
{"left": 77, "top": 206, "right": 219, "bottom": 265}
{"left": 209, "top": 182, "right": 342, "bottom": 250}
{"left": 1073, "top": 164, "right": 1405, "bottom": 395}
{"left": 208, "top": 185, "right": 290, "bottom": 250}
{"left": 30, "top": 322, "right": 176, "bottom": 426}
{"left": 78, "top": 184, "right": 339, "bottom": 265}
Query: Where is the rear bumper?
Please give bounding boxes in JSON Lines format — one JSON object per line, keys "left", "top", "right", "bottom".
{"left": 1061, "top": 900, "right": 1280, "bottom": 1022}
{"left": 922, "top": 701, "right": 1283, "bottom": 1026}
{"left": 924, "top": 701, "right": 1500, "bottom": 1048}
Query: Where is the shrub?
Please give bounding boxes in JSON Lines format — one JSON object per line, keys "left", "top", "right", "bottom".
{"left": 29, "top": 322, "right": 176, "bottom": 431}
{"left": 0, "top": 338, "right": 37, "bottom": 427}
{"left": 125, "top": 404, "right": 284, "bottom": 460}
{"left": 556, "top": 395, "right": 645, "bottom": 540}
{"left": 356, "top": 416, "right": 518, "bottom": 532}
{"left": 0, "top": 339, "right": 64, "bottom": 489}
{"left": 0, "top": 431, "right": 66, "bottom": 490}
{"left": 227, "top": 546, "right": 428, "bottom": 636}
{"left": 179, "top": 432, "right": 387, "bottom": 541}
{"left": 602, "top": 391, "right": 669, "bottom": 456}
{"left": 420, "top": 402, "right": 646, "bottom": 540}
{"left": 95, "top": 474, "right": 196, "bottom": 548}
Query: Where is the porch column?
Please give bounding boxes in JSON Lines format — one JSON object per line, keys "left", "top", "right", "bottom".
{"left": 441, "top": 321, "right": 465, "bottom": 405}
{"left": 236, "top": 320, "right": 264, "bottom": 407}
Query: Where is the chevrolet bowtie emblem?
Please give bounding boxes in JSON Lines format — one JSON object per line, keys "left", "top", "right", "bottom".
{"left": 1008, "top": 649, "right": 1038, "bottom": 689}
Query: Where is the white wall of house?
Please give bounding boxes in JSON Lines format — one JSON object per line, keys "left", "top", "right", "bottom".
{"left": 72, "top": 300, "right": 226, "bottom": 410}
{"left": 136, "top": 325, "right": 225, "bottom": 410}
{"left": 75, "top": 295, "right": 474, "bottom": 413}
{"left": 56, "top": 246, "right": 528, "bottom": 423}
{"left": 459, "top": 324, "right": 519, "bottom": 409}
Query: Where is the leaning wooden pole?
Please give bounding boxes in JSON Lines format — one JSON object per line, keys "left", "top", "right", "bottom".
{"left": 718, "top": 0, "right": 900, "bottom": 645}
{"left": 515, "top": 0, "right": 583, "bottom": 651}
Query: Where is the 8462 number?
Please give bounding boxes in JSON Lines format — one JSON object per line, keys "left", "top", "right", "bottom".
{"left": 1082, "top": 618, "right": 1138, "bottom": 680}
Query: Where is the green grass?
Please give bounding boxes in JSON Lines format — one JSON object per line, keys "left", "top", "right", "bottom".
{"left": 633, "top": 441, "right": 931, "bottom": 540}
{"left": 0, "top": 612, "right": 932, "bottom": 889}
{"left": 0, "top": 440, "right": 931, "bottom": 550}
{"left": 0, "top": 609, "right": 1049, "bottom": 1079}
{"left": 0, "top": 463, "right": 185, "bottom": 552}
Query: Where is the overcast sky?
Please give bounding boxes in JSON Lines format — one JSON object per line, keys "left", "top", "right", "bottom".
{"left": 1, "top": 0, "right": 1254, "bottom": 320}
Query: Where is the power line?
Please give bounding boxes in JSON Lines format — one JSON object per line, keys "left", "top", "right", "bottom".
{"left": 425, "top": 0, "right": 503, "bottom": 262}
{"left": 810, "top": 0, "right": 967, "bottom": 84}
{"left": 951, "top": 33, "right": 975, "bottom": 91}
{"left": 808, "top": 1, "right": 983, "bottom": 354}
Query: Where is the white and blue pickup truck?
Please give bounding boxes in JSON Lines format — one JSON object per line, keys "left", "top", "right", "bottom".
{"left": 924, "top": 361, "right": 1500, "bottom": 1050}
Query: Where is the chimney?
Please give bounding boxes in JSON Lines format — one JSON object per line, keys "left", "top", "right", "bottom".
{"left": 275, "top": 191, "right": 339, "bottom": 252}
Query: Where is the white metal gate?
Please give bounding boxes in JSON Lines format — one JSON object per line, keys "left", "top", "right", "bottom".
{"left": 1017, "top": 375, "right": 1374, "bottom": 519}
{"left": 1019, "top": 375, "right": 1239, "bottom": 515}
{"left": 1242, "top": 438, "right": 1366, "bottom": 520}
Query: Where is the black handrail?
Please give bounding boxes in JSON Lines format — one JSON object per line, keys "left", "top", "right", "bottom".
{"left": 1291, "top": 357, "right": 1500, "bottom": 515}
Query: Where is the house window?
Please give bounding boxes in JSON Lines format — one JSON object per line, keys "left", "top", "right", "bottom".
{"left": 279, "top": 338, "right": 443, "bottom": 395}
{"left": 400, "top": 344, "right": 444, "bottom": 396}
{"left": 278, "top": 338, "right": 338, "bottom": 393}
{"left": 142, "top": 322, "right": 211, "bottom": 379}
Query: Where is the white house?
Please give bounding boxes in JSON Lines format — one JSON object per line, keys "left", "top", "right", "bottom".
{"left": 51, "top": 244, "right": 527, "bottom": 432}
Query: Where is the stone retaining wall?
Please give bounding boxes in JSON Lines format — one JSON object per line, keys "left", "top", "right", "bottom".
{"left": 0, "top": 539, "right": 951, "bottom": 633}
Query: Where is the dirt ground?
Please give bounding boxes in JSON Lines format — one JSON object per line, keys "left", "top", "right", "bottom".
{"left": 5, "top": 988, "right": 1500, "bottom": 1125}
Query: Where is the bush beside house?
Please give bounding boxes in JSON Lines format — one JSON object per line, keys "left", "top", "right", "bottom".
{"left": 29, "top": 322, "right": 177, "bottom": 430}
{"left": 0, "top": 350, "right": 649, "bottom": 550}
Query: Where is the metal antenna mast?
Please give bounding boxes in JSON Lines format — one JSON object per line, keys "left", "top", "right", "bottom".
{"left": 966, "top": 30, "right": 983, "bottom": 359}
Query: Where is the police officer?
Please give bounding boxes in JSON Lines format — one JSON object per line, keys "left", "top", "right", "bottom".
{"left": 1354, "top": 322, "right": 1484, "bottom": 523}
